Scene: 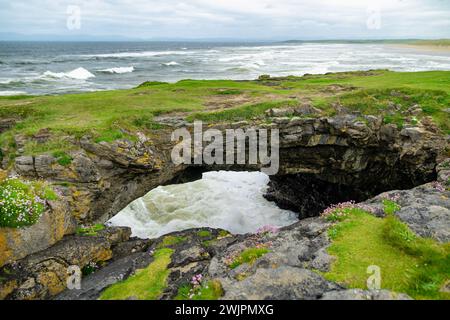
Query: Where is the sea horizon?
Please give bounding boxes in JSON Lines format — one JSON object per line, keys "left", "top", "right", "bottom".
{"left": 2, "top": 40, "right": 450, "bottom": 96}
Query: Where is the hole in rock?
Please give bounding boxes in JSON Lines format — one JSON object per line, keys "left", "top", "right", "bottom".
{"left": 107, "top": 171, "right": 299, "bottom": 239}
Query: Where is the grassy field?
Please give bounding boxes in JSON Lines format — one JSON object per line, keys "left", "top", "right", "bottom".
{"left": 1, "top": 70, "right": 449, "bottom": 159}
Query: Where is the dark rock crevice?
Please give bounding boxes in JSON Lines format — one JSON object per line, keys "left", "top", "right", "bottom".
{"left": 264, "top": 166, "right": 437, "bottom": 219}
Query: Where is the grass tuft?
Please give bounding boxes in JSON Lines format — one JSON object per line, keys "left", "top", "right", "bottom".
{"left": 175, "top": 280, "right": 223, "bottom": 300}
{"left": 229, "top": 247, "right": 270, "bottom": 269}
{"left": 156, "top": 235, "right": 187, "bottom": 249}
{"left": 100, "top": 248, "right": 173, "bottom": 300}
{"left": 76, "top": 224, "right": 105, "bottom": 236}
{"left": 197, "top": 230, "right": 212, "bottom": 238}
{"left": 325, "top": 210, "right": 450, "bottom": 300}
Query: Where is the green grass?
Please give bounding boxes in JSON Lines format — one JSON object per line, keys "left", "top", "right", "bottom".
{"left": 383, "top": 199, "right": 401, "bottom": 215}
{"left": 156, "top": 235, "right": 187, "bottom": 248}
{"left": 1, "top": 70, "right": 450, "bottom": 157}
{"left": 76, "top": 224, "right": 106, "bottom": 236}
{"left": 0, "top": 178, "right": 57, "bottom": 228}
{"left": 186, "top": 100, "right": 298, "bottom": 123}
{"left": 214, "top": 89, "right": 244, "bottom": 95}
{"left": 218, "top": 230, "right": 231, "bottom": 237}
{"left": 330, "top": 87, "right": 450, "bottom": 134}
{"left": 202, "top": 239, "right": 216, "bottom": 247}
{"left": 325, "top": 210, "right": 450, "bottom": 300}
{"left": 229, "top": 247, "right": 270, "bottom": 269}
{"left": 100, "top": 248, "right": 173, "bottom": 300}
{"left": 197, "top": 230, "right": 212, "bottom": 238}
{"left": 175, "top": 280, "right": 223, "bottom": 300}
{"left": 52, "top": 151, "right": 73, "bottom": 166}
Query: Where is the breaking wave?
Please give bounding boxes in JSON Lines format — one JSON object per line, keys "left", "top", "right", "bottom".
{"left": 41, "top": 67, "right": 95, "bottom": 80}
{"left": 108, "top": 171, "right": 298, "bottom": 239}
{"left": 163, "top": 61, "right": 179, "bottom": 66}
{"left": 80, "top": 50, "right": 191, "bottom": 58}
{"left": 98, "top": 66, "right": 135, "bottom": 74}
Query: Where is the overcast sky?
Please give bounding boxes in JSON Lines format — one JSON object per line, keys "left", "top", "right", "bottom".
{"left": 0, "top": 0, "right": 449, "bottom": 40}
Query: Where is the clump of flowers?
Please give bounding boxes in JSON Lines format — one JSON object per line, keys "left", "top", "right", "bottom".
{"left": 177, "top": 276, "right": 223, "bottom": 300}
{"left": 321, "top": 201, "right": 356, "bottom": 222}
{"left": 380, "top": 193, "right": 402, "bottom": 215}
{"left": 82, "top": 262, "right": 99, "bottom": 276}
{"left": 381, "top": 193, "right": 401, "bottom": 202}
{"left": 321, "top": 201, "right": 375, "bottom": 222}
{"left": 182, "top": 274, "right": 205, "bottom": 299}
{"left": 0, "top": 178, "right": 57, "bottom": 228}
{"left": 191, "top": 274, "right": 203, "bottom": 287}
{"left": 222, "top": 227, "right": 275, "bottom": 269}
{"left": 255, "top": 225, "right": 280, "bottom": 236}
{"left": 431, "top": 181, "right": 445, "bottom": 192}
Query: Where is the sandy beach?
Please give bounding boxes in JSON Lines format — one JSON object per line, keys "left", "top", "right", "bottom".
{"left": 391, "top": 44, "right": 450, "bottom": 54}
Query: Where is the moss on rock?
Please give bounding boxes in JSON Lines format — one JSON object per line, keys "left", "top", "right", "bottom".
{"left": 100, "top": 248, "right": 173, "bottom": 300}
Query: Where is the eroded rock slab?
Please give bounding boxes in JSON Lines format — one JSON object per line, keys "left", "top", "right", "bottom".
{"left": 366, "top": 182, "right": 450, "bottom": 242}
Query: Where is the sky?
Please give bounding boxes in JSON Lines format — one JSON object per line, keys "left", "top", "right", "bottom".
{"left": 0, "top": 0, "right": 449, "bottom": 41}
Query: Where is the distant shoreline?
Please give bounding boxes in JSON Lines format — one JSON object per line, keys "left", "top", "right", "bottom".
{"left": 390, "top": 44, "right": 450, "bottom": 53}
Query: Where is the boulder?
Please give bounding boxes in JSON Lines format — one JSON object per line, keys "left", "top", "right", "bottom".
{"left": 0, "top": 226, "right": 131, "bottom": 300}
{"left": 0, "top": 200, "right": 76, "bottom": 267}
{"left": 222, "top": 266, "right": 340, "bottom": 300}
{"left": 14, "top": 156, "right": 35, "bottom": 176}
{"left": 321, "top": 289, "right": 412, "bottom": 300}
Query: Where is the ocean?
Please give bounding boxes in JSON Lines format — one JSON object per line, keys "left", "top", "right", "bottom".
{"left": 108, "top": 171, "right": 298, "bottom": 238}
{"left": 1, "top": 41, "right": 450, "bottom": 96}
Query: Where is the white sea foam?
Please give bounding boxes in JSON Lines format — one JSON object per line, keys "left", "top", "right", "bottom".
{"left": 0, "top": 90, "right": 27, "bottom": 96}
{"left": 42, "top": 67, "right": 95, "bottom": 80}
{"left": 163, "top": 61, "right": 179, "bottom": 66}
{"left": 108, "top": 171, "right": 298, "bottom": 239}
{"left": 98, "top": 66, "right": 134, "bottom": 74}
{"left": 81, "top": 51, "right": 191, "bottom": 58}
{"left": 4, "top": 43, "right": 450, "bottom": 95}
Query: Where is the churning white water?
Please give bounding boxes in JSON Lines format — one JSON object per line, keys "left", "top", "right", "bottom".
{"left": 108, "top": 171, "right": 298, "bottom": 239}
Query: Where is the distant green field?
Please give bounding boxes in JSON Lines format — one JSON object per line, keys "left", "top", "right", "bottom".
{"left": 1, "top": 70, "right": 449, "bottom": 158}
{"left": 408, "top": 39, "right": 450, "bottom": 47}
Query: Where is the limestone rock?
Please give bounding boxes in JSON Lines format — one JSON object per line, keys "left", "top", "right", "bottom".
{"left": 35, "top": 154, "right": 57, "bottom": 178}
{"left": 321, "top": 289, "right": 412, "bottom": 300}
{"left": 367, "top": 183, "right": 450, "bottom": 243}
{"left": 0, "top": 226, "right": 131, "bottom": 300}
{"left": 0, "top": 119, "right": 16, "bottom": 134}
{"left": 222, "top": 266, "right": 340, "bottom": 300}
{"left": 14, "top": 156, "right": 35, "bottom": 176}
{"left": 0, "top": 200, "right": 76, "bottom": 267}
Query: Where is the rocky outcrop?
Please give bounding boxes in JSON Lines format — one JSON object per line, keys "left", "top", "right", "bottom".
{"left": 0, "top": 119, "right": 15, "bottom": 134}
{"left": 3, "top": 176, "right": 448, "bottom": 300}
{"left": 10, "top": 114, "right": 446, "bottom": 225}
{"left": 365, "top": 182, "right": 450, "bottom": 243}
{"left": 52, "top": 219, "right": 348, "bottom": 300}
{"left": 0, "top": 200, "right": 76, "bottom": 267}
{"left": 0, "top": 227, "right": 131, "bottom": 300}
{"left": 56, "top": 228, "right": 230, "bottom": 300}
{"left": 222, "top": 266, "right": 339, "bottom": 300}
{"left": 320, "top": 289, "right": 412, "bottom": 300}
{"left": 1, "top": 110, "right": 448, "bottom": 300}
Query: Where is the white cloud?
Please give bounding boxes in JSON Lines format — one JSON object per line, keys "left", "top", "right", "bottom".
{"left": 0, "top": 0, "right": 449, "bottom": 39}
